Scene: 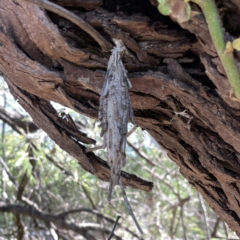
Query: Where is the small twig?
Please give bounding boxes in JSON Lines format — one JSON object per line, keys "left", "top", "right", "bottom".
{"left": 127, "top": 125, "right": 138, "bottom": 137}
{"left": 0, "top": 157, "right": 17, "bottom": 187}
{"left": 45, "top": 155, "right": 72, "bottom": 176}
{"left": 211, "top": 217, "right": 221, "bottom": 238}
{"left": 180, "top": 206, "right": 187, "bottom": 240}
{"left": 57, "top": 208, "right": 139, "bottom": 238}
{"left": 119, "top": 178, "right": 143, "bottom": 234}
{"left": 0, "top": 159, "right": 41, "bottom": 211}
{"left": 198, "top": 192, "right": 210, "bottom": 240}
{"left": 107, "top": 215, "right": 121, "bottom": 240}
{"left": 85, "top": 145, "right": 104, "bottom": 153}
{"left": 223, "top": 221, "right": 229, "bottom": 239}
{"left": 127, "top": 140, "right": 156, "bottom": 167}
{"left": 22, "top": 0, "right": 112, "bottom": 52}
{"left": 14, "top": 213, "right": 25, "bottom": 240}
{"left": 0, "top": 202, "right": 100, "bottom": 239}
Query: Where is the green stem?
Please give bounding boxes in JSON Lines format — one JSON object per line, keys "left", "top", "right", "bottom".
{"left": 192, "top": 0, "right": 240, "bottom": 99}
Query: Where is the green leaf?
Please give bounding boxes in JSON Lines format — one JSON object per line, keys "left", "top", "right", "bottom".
{"left": 157, "top": 0, "right": 172, "bottom": 16}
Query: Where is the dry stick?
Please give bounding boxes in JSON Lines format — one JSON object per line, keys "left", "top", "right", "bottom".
{"left": 0, "top": 157, "right": 17, "bottom": 186}
{"left": 127, "top": 125, "right": 138, "bottom": 137}
{"left": 127, "top": 140, "right": 156, "bottom": 167}
{"left": 119, "top": 178, "right": 143, "bottom": 234}
{"left": 21, "top": 0, "right": 112, "bottom": 52}
{"left": 107, "top": 215, "right": 121, "bottom": 240}
{"left": 211, "top": 217, "right": 221, "bottom": 238}
{"left": 198, "top": 192, "right": 210, "bottom": 240}
{"left": 85, "top": 145, "right": 104, "bottom": 153}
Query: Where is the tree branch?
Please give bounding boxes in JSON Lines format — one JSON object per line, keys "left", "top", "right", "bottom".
{"left": 6, "top": 81, "right": 153, "bottom": 192}
{"left": 0, "top": 201, "right": 113, "bottom": 240}
{"left": 0, "top": 106, "right": 38, "bottom": 134}
{"left": 14, "top": 214, "right": 24, "bottom": 240}
{"left": 127, "top": 140, "right": 156, "bottom": 167}
{"left": 21, "top": 0, "right": 112, "bottom": 52}
{"left": 0, "top": 157, "right": 17, "bottom": 186}
{"left": 108, "top": 215, "right": 121, "bottom": 240}
{"left": 0, "top": 157, "right": 41, "bottom": 211}
{"left": 57, "top": 208, "right": 139, "bottom": 238}
{"left": 119, "top": 178, "right": 143, "bottom": 234}
{"left": 198, "top": 192, "right": 210, "bottom": 240}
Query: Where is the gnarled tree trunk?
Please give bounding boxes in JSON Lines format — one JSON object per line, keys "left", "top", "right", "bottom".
{"left": 1, "top": 0, "right": 240, "bottom": 236}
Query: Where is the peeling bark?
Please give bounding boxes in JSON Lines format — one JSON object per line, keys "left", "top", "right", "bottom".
{"left": 1, "top": 0, "right": 240, "bottom": 236}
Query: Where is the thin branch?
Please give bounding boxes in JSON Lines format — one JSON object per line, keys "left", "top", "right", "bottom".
{"left": 170, "top": 197, "right": 190, "bottom": 239}
{"left": 46, "top": 153, "right": 104, "bottom": 239}
{"left": 145, "top": 168, "right": 180, "bottom": 200}
{"left": 211, "top": 217, "right": 221, "bottom": 238}
{"left": 119, "top": 178, "right": 143, "bottom": 235}
{"left": 0, "top": 158, "right": 41, "bottom": 211}
{"left": 198, "top": 192, "right": 210, "bottom": 240}
{"left": 17, "top": 143, "right": 37, "bottom": 201}
{"left": 57, "top": 207, "right": 139, "bottom": 238}
{"left": 46, "top": 154, "right": 99, "bottom": 212}
{"left": 45, "top": 155, "right": 72, "bottom": 177}
{"left": 81, "top": 184, "right": 97, "bottom": 210}
{"left": 14, "top": 214, "right": 25, "bottom": 240}
{"left": 169, "top": 207, "right": 177, "bottom": 238}
{"left": 21, "top": 0, "right": 112, "bottom": 52}
{"left": 127, "top": 125, "right": 138, "bottom": 137}
{"left": 17, "top": 172, "right": 30, "bottom": 201}
{"left": 108, "top": 215, "right": 121, "bottom": 240}
{"left": 172, "top": 211, "right": 180, "bottom": 238}
{"left": 0, "top": 106, "right": 38, "bottom": 134}
{"left": 20, "top": 196, "right": 42, "bottom": 212}
{"left": 1, "top": 94, "right": 7, "bottom": 201}
{"left": 127, "top": 140, "right": 156, "bottom": 167}
{"left": 223, "top": 221, "right": 229, "bottom": 239}
{"left": 0, "top": 202, "right": 114, "bottom": 240}
{"left": 180, "top": 205, "right": 187, "bottom": 240}
{"left": 85, "top": 145, "right": 104, "bottom": 153}
{"left": 0, "top": 157, "right": 17, "bottom": 186}
{"left": 58, "top": 208, "right": 113, "bottom": 221}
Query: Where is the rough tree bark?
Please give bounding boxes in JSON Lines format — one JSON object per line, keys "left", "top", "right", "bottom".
{"left": 1, "top": 0, "right": 240, "bottom": 236}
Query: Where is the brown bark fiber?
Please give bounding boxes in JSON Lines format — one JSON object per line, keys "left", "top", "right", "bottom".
{"left": 1, "top": 0, "right": 240, "bottom": 235}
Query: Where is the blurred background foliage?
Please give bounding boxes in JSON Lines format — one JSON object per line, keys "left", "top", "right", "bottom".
{"left": 0, "top": 78, "right": 239, "bottom": 239}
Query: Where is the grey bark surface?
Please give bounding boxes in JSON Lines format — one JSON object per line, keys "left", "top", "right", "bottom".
{"left": 1, "top": 0, "right": 240, "bottom": 236}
